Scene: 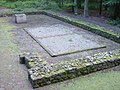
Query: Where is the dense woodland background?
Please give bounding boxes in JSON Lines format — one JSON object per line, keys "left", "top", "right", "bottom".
{"left": 0, "top": 0, "right": 120, "bottom": 26}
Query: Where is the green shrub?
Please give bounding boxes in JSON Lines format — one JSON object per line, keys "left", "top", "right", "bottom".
{"left": 109, "top": 20, "right": 120, "bottom": 27}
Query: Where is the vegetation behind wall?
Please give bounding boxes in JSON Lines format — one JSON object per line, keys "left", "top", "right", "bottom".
{"left": 0, "top": 0, "right": 120, "bottom": 26}
{"left": 0, "top": 0, "right": 60, "bottom": 11}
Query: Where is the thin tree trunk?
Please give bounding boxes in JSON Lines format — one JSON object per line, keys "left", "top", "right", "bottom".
{"left": 84, "top": 0, "right": 89, "bottom": 17}
{"left": 78, "top": 0, "right": 82, "bottom": 8}
{"left": 72, "top": 0, "right": 74, "bottom": 13}
{"left": 99, "top": 0, "right": 102, "bottom": 15}
{"left": 74, "top": 0, "right": 78, "bottom": 15}
{"left": 61, "top": 0, "right": 64, "bottom": 6}
{"left": 113, "top": 4, "right": 119, "bottom": 19}
{"left": 58, "top": 0, "right": 62, "bottom": 8}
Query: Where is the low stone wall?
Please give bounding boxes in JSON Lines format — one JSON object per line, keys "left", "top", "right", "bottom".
{"left": 20, "top": 49, "right": 120, "bottom": 88}
{"left": 19, "top": 52, "right": 48, "bottom": 69}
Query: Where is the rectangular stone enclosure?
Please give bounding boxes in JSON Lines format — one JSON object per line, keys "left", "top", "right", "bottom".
{"left": 25, "top": 24, "right": 106, "bottom": 56}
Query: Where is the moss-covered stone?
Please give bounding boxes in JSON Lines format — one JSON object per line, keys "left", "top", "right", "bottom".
{"left": 19, "top": 52, "right": 48, "bottom": 69}
{"left": 19, "top": 49, "right": 120, "bottom": 88}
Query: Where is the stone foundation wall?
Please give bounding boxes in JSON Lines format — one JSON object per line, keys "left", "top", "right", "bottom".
{"left": 20, "top": 49, "right": 120, "bottom": 88}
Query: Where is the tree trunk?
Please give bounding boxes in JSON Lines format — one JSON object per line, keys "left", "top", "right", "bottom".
{"left": 78, "top": 0, "right": 82, "bottom": 8}
{"left": 61, "top": 0, "right": 64, "bottom": 6}
{"left": 58, "top": 0, "right": 62, "bottom": 8}
{"left": 99, "top": 0, "right": 102, "bottom": 15}
{"left": 84, "top": 0, "right": 89, "bottom": 17}
{"left": 113, "top": 3, "right": 119, "bottom": 19}
{"left": 74, "top": 0, "right": 78, "bottom": 15}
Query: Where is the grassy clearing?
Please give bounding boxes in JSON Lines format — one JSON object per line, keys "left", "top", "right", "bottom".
{"left": 0, "top": 17, "right": 19, "bottom": 54}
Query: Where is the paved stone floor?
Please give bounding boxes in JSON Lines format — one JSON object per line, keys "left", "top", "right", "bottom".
{"left": 26, "top": 24, "right": 74, "bottom": 38}
{"left": 25, "top": 25, "right": 105, "bottom": 56}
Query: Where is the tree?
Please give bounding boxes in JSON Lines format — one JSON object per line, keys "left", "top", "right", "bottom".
{"left": 84, "top": 0, "right": 89, "bottom": 17}
{"left": 74, "top": 0, "right": 78, "bottom": 15}
{"left": 78, "top": 0, "right": 82, "bottom": 8}
{"left": 99, "top": 0, "right": 103, "bottom": 15}
{"left": 106, "top": 0, "right": 120, "bottom": 19}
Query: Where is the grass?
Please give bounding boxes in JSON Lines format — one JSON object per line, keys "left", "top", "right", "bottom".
{"left": 0, "top": 17, "right": 19, "bottom": 54}
{"left": 49, "top": 70, "right": 120, "bottom": 90}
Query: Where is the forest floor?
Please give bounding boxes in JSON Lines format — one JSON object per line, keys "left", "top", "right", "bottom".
{"left": 0, "top": 8, "right": 120, "bottom": 90}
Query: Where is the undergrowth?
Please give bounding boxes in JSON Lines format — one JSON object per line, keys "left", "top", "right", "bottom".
{"left": 109, "top": 20, "right": 120, "bottom": 27}
{"left": 0, "top": 0, "right": 60, "bottom": 11}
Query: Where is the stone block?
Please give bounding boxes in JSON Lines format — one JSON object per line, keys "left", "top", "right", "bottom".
{"left": 15, "top": 14, "right": 27, "bottom": 23}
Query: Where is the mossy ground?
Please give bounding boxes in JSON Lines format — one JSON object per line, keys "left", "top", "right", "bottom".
{"left": 49, "top": 70, "right": 120, "bottom": 90}
{"left": 0, "top": 17, "right": 19, "bottom": 54}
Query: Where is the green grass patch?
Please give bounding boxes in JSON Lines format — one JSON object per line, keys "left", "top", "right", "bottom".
{"left": 0, "top": 17, "right": 19, "bottom": 54}
{"left": 50, "top": 71, "right": 120, "bottom": 90}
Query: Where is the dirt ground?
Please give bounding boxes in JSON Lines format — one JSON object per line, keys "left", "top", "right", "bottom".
{"left": 57, "top": 10, "right": 120, "bottom": 34}
{"left": 0, "top": 14, "right": 120, "bottom": 90}
{"left": 11, "top": 15, "right": 120, "bottom": 64}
